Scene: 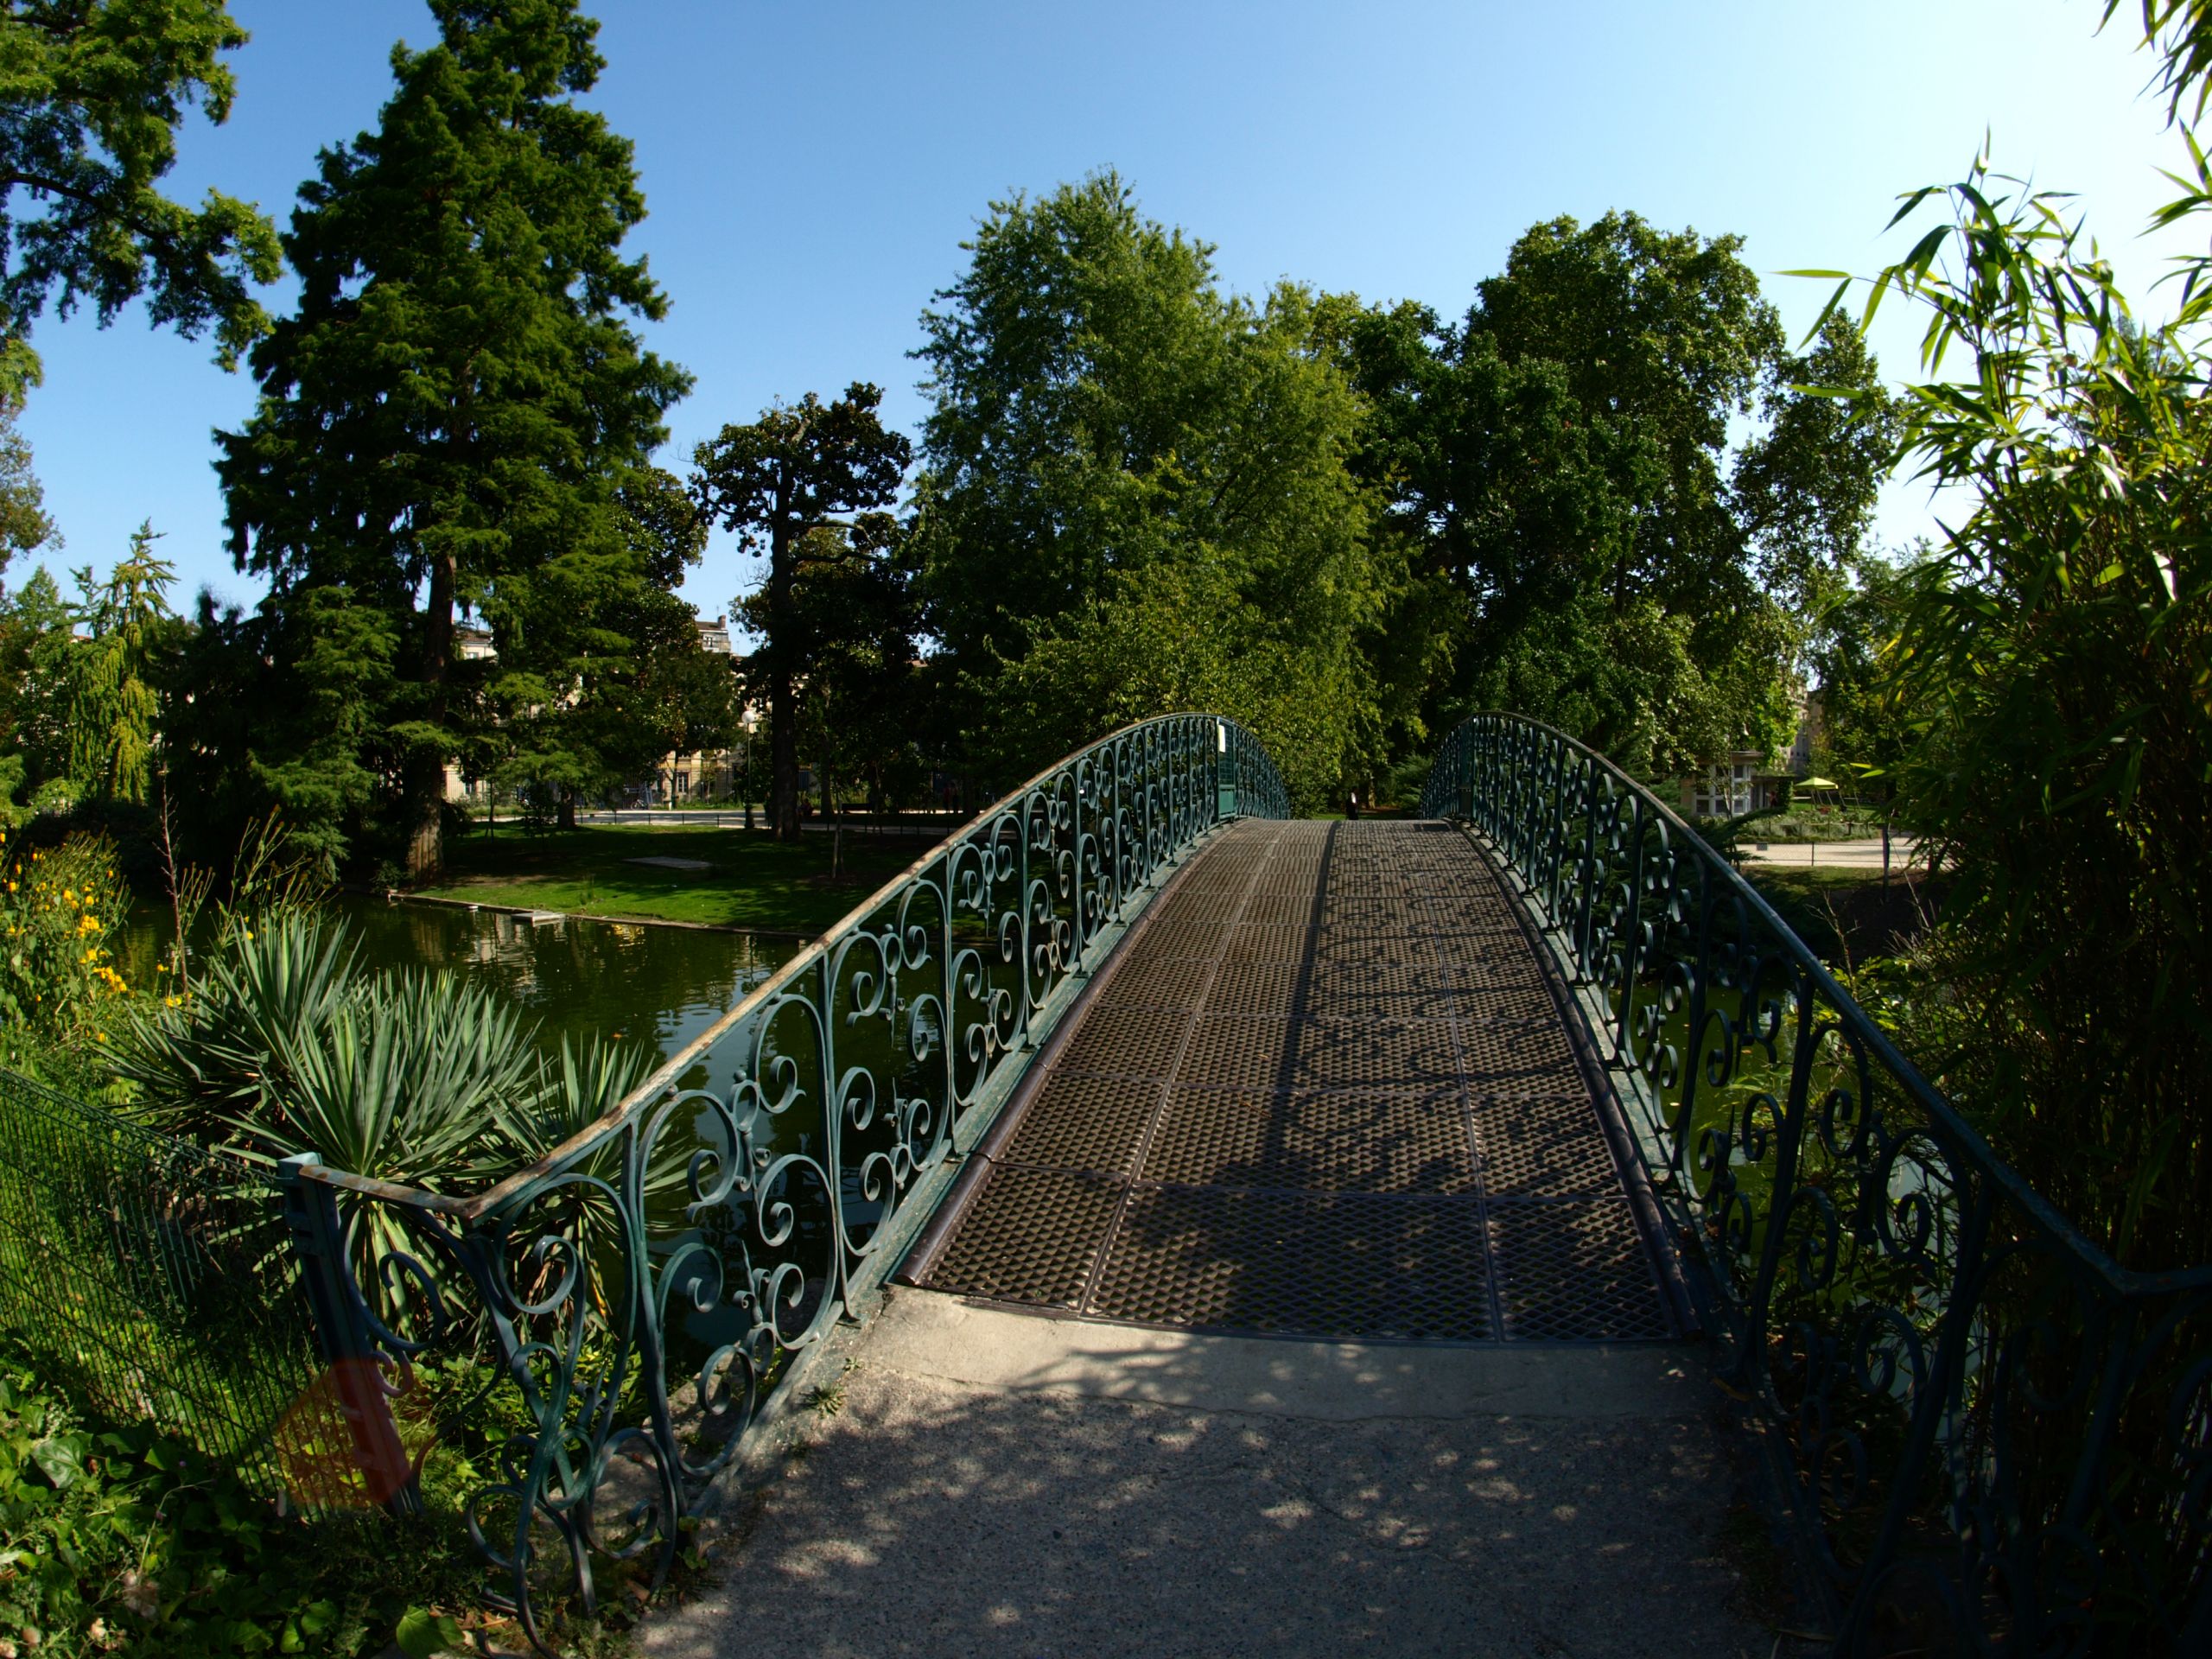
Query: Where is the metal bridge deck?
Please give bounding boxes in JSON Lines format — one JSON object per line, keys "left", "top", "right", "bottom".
{"left": 911, "top": 819, "right": 1675, "bottom": 1343}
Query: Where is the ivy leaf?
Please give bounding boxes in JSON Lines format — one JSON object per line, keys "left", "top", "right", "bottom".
{"left": 30, "top": 1435, "right": 84, "bottom": 1488}
{"left": 396, "top": 1607, "right": 466, "bottom": 1658}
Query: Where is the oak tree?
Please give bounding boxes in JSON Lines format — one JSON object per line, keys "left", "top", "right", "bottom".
{"left": 691, "top": 383, "right": 910, "bottom": 840}
{"left": 1342, "top": 213, "right": 1893, "bottom": 774}
{"left": 912, "top": 174, "right": 1392, "bottom": 809}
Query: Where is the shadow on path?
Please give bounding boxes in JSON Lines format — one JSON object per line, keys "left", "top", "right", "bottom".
{"left": 643, "top": 1354, "right": 1770, "bottom": 1659}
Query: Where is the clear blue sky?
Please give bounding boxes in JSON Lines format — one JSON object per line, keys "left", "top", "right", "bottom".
{"left": 9, "top": 0, "right": 2196, "bottom": 620}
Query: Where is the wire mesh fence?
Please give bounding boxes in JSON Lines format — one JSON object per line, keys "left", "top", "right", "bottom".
{"left": 0, "top": 1066, "right": 345, "bottom": 1504}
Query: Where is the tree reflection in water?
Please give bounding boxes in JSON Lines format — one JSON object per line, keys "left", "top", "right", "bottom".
{"left": 115, "top": 894, "right": 791, "bottom": 1083}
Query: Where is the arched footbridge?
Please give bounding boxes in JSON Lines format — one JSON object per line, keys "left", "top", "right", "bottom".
{"left": 899, "top": 815, "right": 1683, "bottom": 1344}
{"left": 285, "top": 714, "right": 2212, "bottom": 1656}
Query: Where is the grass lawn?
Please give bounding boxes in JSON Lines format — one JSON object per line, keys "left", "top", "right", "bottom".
{"left": 418, "top": 823, "right": 930, "bottom": 934}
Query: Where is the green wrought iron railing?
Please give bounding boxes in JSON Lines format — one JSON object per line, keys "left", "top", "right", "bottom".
{"left": 1422, "top": 712, "right": 2212, "bottom": 1656}
{"left": 279, "top": 713, "right": 1288, "bottom": 1651}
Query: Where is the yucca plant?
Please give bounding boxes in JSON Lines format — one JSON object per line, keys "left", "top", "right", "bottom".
{"left": 111, "top": 912, "right": 360, "bottom": 1140}
{"left": 118, "top": 910, "right": 671, "bottom": 1344}
{"left": 244, "top": 976, "right": 534, "bottom": 1191}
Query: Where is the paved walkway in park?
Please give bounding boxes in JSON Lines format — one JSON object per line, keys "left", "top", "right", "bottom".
{"left": 640, "top": 1294, "right": 1770, "bottom": 1659}
{"left": 1738, "top": 836, "right": 1921, "bottom": 870}
{"left": 641, "top": 821, "right": 1773, "bottom": 1657}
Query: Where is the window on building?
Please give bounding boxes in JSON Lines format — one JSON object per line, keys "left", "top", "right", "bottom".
{"left": 1692, "top": 761, "right": 1753, "bottom": 818}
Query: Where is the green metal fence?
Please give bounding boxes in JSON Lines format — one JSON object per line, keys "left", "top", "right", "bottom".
{"left": 278, "top": 712, "right": 1292, "bottom": 1654}
{"left": 1423, "top": 712, "right": 2212, "bottom": 1656}
{"left": 0, "top": 1067, "right": 338, "bottom": 1504}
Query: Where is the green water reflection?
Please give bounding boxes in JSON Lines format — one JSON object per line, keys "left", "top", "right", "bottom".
{"left": 116, "top": 895, "right": 794, "bottom": 1073}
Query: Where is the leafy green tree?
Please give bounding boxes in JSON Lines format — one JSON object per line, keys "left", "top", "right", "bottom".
{"left": 0, "top": 389, "right": 55, "bottom": 583}
{"left": 499, "top": 587, "right": 740, "bottom": 823}
{"left": 1342, "top": 215, "right": 1894, "bottom": 775}
{"left": 691, "top": 384, "right": 911, "bottom": 840}
{"left": 216, "top": 0, "right": 691, "bottom": 878}
{"left": 0, "top": 0, "right": 281, "bottom": 398}
{"left": 1805, "top": 544, "right": 1925, "bottom": 780}
{"left": 491, "top": 467, "right": 716, "bottom": 826}
{"left": 67, "top": 520, "right": 175, "bottom": 804}
{"left": 749, "top": 517, "right": 923, "bottom": 817}
{"left": 913, "top": 174, "right": 1391, "bottom": 807}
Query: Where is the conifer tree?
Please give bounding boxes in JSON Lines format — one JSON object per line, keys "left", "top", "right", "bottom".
{"left": 1, "top": 0, "right": 280, "bottom": 398}
{"left": 68, "top": 520, "right": 175, "bottom": 804}
{"left": 217, "top": 0, "right": 690, "bottom": 876}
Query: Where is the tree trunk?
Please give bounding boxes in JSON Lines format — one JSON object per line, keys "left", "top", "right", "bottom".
{"left": 406, "top": 551, "right": 458, "bottom": 880}
{"left": 767, "top": 502, "right": 803, "bottom": 842}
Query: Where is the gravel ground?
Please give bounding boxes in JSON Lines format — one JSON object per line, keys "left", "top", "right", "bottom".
{"left": 642, "top": 1357, "right": 1772, "bottom": 1659}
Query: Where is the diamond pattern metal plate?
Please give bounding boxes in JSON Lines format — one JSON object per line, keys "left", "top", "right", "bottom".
{"left": 918, "top": 818, "right": 1675, "bottom": 1343}
{"left": 1091, "top": 1187, "right": 1491, "bottom": 1340}
{"left": 928, "top": 1166, "right": 1122, "bottom": 1308}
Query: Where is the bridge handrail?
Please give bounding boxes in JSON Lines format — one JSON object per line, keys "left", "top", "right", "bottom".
{"left": 284, "top": 712, "right": 1288, "bottom": 1650}
{"left": 1424, "top": 711, "right": 2212, "bottom": 1649}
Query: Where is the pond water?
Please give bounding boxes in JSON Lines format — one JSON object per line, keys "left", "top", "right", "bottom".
{"left": 115, "top": 895, "right": 796, "bottom": 1074}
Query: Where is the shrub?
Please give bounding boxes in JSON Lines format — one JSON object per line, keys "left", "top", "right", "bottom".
{"left": 1854, "top": 154, "right": 2212, "bottom": 1268}
{"left": 0, "top": 831, "right": 130, "bottom": 1037}
{"left": 0, "top": 1346, "right": 476, "bottom": 1656}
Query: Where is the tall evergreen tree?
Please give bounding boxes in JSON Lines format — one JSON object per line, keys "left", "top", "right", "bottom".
{"left": 0, "top": 0, "right": 280, "bottom": 398}
{"left": 216, "top": 0, "right": 690, "bottom": 877}
{"left": 0, "top": 563, "right": 71, "bottom": 822}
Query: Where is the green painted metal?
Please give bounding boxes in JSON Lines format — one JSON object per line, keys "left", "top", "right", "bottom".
{"left": 1423, "top": 713, "right": 2212, "bottom": 1655}
{"left": 284, "top": 713, "right": 1288, "bottom": 1652}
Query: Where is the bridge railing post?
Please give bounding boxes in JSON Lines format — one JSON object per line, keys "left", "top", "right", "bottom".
{"left": 1216, "top": 718, "right": 1236, "bottom": 821}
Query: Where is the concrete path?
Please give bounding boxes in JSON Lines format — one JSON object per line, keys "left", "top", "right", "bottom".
{"left": 1738, "top": 837, "right": 1919, "bottom": 870}
{"left": 641, "top": 1291, "right": 1774, "bottom": 1659}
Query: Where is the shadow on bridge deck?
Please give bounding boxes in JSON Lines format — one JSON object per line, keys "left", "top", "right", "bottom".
{"left": 641, "top": 823, "right": 1775, "bottom": 1659}
{"left": 904, "top": 818, "right": 1680, "bottom": 1344}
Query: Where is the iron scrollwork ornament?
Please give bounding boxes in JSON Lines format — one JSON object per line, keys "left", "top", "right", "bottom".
{"left": 1422, "top": 712, "right": 2212, "bottom": 1654}
{"left": 282, "top": 715, "right": 1286, "bottom": 1652}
